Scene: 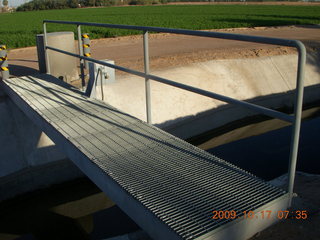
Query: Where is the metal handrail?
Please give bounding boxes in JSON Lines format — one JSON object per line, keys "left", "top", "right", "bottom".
{"left": 46, "top": 45, "right": 294, "bottom": 123}
{"left": 43, "top": 20, "right": 306, "bottom": 207}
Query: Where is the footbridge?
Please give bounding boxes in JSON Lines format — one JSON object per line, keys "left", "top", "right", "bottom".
{"left": 0, "top": 21, "right": 306, "bottom": 240}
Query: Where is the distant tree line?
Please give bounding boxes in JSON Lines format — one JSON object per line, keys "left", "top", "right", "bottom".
{"left": 15, "top": 0, "right": 310, "bottom": 12}
{"left": 17, "top": 0, "right": 76, "bottom": 11}
{"left": 16, "top": 0, "right": 169, "bottom": 11}
{"left": 3, "top": 0, "right": 8, "bottom": 7}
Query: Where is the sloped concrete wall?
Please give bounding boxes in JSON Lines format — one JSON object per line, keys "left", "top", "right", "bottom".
{"left": 0, "top": 93, "right": 83, "bottom": 200}
{"left": 0, "top": 93, "right": 25, "bottom": 178}
{"left": 96, "top": 53, "right": 320, "bottom": 138}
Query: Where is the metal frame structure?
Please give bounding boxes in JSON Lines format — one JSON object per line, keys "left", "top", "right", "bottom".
{"left": 2, "top": 74, "right": 290, "bottom": 240}
{"left": 43, "top": 20, "right": 306, "bottom": 207}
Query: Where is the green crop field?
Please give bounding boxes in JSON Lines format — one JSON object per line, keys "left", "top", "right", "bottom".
{"left": 0, "top": 4, "right": 319, "bottom": 48}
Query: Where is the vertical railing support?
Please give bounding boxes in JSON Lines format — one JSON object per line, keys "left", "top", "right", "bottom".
{"left": 287, "top": 42, "right": 306, "bottom": 207}
{"left": 82, "top": 33, "right": 91, "bottom": 70}
{"left": 77, "top": 25, "right": 86, "bottom": 89}
{"left": 143, "top": 31, "right": 151, "bottom": 124}
{"left": 43, "top": 22, "right": 50, "bottom": 74}
{"left": 0, "top": 45, "right": 9, "bottom": 80}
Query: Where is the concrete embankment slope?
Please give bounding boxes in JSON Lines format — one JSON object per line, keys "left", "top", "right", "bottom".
{"left": 0, "top": 89, "right": 83, "bottom": 201}
{"left": 99, "top": 53, "right": 320, "bottom": 139}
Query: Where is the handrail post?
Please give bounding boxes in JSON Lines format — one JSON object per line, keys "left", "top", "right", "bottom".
{"left": 77, "top": 24, "right": 86, "bottom": 89}
{"left": 287, "top": 42, "right": 306, "bottom": 208}
{"left": 43, "top": 22, "right": 50, "bottom": 74}
{"left": 0, "top": 45, "right": 9, "bottom": 80}
{"left": 143, "top": 31, "right": 151, "bottom": 124}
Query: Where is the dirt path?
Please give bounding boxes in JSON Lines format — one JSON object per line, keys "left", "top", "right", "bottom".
{"left": 7, "top": 25, "right": 320, "bottom": 77}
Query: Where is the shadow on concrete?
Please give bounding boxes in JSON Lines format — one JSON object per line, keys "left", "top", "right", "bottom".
{"left": 159, "top": 83, "right": 320, "bottom": 140}
{"left": 307, "top": 48, "right": 320, "bottom": 74}
{"left": 0, "top": 176, "right": 97, "bottom": 239}
{"left": 208, "top": 116, "right": 320, "bottom": 181}
{"left": 9, "top": 64, "right": 39, "bottom": 77}
{"left": 0, "top": 175, "right": 140, "bottom": 240}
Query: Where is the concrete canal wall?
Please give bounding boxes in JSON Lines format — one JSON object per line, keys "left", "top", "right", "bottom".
{"left": 0, "top": 89, "right": 83, "bottom": 200}
{"left": 97, "top": 53, "right": 320, "bottom": 139}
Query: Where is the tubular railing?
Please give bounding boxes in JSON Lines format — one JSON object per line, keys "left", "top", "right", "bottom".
{"left": 43, "top": 20, "right": 306, "bottom": 207}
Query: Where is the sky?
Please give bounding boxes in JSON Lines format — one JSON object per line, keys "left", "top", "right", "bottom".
{"left": 6, "top": 0, "right": 29, "bottom": 7}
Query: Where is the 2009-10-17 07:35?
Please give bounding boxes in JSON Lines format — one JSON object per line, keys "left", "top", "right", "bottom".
{"left": 212, "top": 210, "right": 308, "bottom": 220}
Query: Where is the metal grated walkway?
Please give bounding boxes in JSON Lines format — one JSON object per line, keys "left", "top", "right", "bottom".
{"left": 2, "top": 74, "right": 290, "bottom": 240}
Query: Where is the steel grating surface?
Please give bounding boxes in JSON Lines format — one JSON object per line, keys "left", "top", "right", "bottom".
{"left": 3, "top": 75, "right": 287, "bottom": 239}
